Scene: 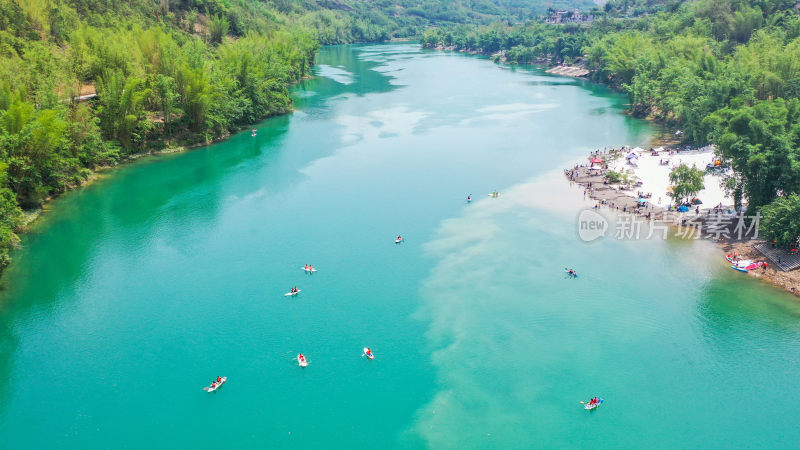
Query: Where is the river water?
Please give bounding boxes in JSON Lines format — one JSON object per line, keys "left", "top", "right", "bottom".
{"left": 1, "top": 44, "right": 799, "bottom": 448}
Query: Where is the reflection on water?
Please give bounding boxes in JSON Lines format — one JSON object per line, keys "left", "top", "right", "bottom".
{"left": 315, "top": 64, "right": 355, "bottom": 85}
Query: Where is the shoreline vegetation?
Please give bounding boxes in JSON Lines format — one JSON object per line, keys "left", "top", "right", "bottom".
{"left": 17, "top": 119, "right": 265, "bottom": 230}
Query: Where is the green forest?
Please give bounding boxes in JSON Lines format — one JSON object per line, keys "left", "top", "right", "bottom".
{"left": 422, "top": 0, "right": 800, "bottom": 248}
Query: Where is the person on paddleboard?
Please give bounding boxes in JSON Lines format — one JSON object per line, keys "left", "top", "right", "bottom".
{"left": 397, "top": 235, "right": 402, "bottom": 241}
{"left": 366, "top": 348, "right": 372, "bottom": 356}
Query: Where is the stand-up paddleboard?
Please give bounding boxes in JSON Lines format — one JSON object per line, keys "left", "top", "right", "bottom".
{"left": 301, "top": 267, "right": 317, "bottom": 273}
{"left": 297, "top": 354, "right": 308, "bottom": 367}
{"left": 395, "top": 237, "right": 403, "bottom": 244}
{"left": 204, "top": 377, "right": 227, "bottom": 392}
{"left": 285, "top": 289, "right": 301, "bottom": 297}
{"left": 363, "top": 348, "right": 374, "bottom": 360}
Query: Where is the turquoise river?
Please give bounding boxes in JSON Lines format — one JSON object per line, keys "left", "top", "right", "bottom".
{"left": 1, "top": 44, "right": 800, "bottom": 449}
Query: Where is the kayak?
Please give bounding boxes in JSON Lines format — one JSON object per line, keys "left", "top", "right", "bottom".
{"left": 297, "top": 354, "right": 308, "bottom": 367}
{"left": 301, "top": 267, "right": 317, "bottom": 273}
{"left": 731, "top": 264, "right": 748, "bottom": 272}
{"left": 285, "top": 289, "right": 301, "bottom": 297}
{"left": 584, "top": 398, "right": 603, "bottom": 410}
{"left": 364, "top": 348, "right": 374, "bottom": 360}
{"left": 204, "top": 377, "right": 227, "bottom": 392}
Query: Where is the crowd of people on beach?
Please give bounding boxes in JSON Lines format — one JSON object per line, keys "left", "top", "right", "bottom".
{"left": 566, "top": 145, "right": 799, "bottom": 296}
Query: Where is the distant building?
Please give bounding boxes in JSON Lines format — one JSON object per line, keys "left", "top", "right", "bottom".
{"left": 545, "top": 9, "right": 594, "bottom": 24}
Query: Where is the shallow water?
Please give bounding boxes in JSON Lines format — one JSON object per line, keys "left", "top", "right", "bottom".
{"left": 1, "top": 44, "right": 798, "bottom": 449}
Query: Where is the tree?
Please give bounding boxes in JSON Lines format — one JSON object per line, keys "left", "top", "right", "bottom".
{"left": 96, "top": 71, "right": 149, "bottom": 150}
{"left": 760, "top": 194, "right": 800, "bottom": 248}
{"left": 150, "top": 74, "right": 180, "bottom": 134}
{"left": 209, "top": 14, "right": 230, "bottom": 44}
{"left": 669, "top": 164, "right": 705, "bottom": 203}
{"left": 711, "top": 98, "right": 800, "bottom": 211}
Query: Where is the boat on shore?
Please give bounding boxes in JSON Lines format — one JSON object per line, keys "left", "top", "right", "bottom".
{"left": 731, "top": 260, "right": 763, "bottom": 272}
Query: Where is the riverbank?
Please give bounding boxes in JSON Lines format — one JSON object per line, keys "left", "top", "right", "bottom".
{"left": 566, "top": 152, "right": 800, "bottom": 298}
{"left": 8, "top": 70, "right": 328, "bottom": 267}
{"left": 16, "top": 126, "right": 242, "bottom": 234}
{"left": 425, "top": 45, "right": 592, "bottom": 78}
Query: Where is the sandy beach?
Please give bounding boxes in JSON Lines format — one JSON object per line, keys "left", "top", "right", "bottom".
{"left": 604, "top": 146, "right": 731, "bottom": 208}
{"left": 565, "top": 147, "right": 800, "bottom": 298}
